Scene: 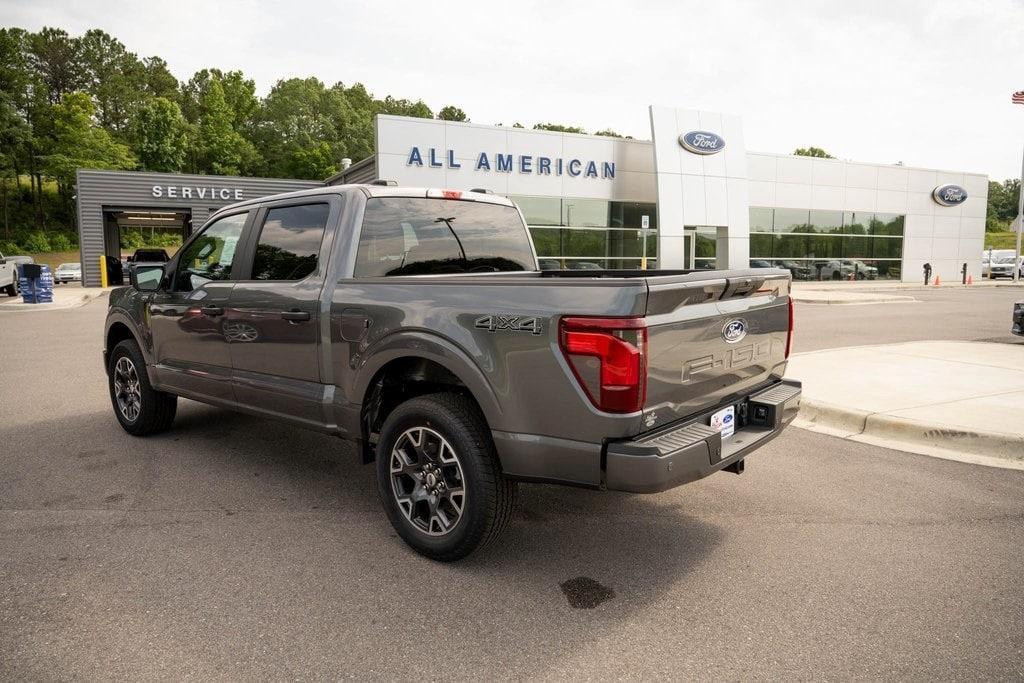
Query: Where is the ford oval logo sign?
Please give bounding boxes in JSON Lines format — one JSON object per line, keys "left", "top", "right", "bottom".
{"left": 679, "top": 130, "right": 726, "bottom": 155}
{"left": 722, "top": 319, "right": 747, "bottom": 343}
{"left": 933, "top": 184, "right": 968, "bottom": 207}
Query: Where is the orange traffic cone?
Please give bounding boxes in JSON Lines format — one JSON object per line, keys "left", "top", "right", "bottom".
{"left": 967, "top": 275, "right": 973, "bottom": 285}
{"left": 935, "top": 275, "right": 941, "bottom": 286}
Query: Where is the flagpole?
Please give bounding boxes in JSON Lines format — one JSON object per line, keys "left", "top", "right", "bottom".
{"left": 1016, "top": 142, "right": 1023, "bottom": 283}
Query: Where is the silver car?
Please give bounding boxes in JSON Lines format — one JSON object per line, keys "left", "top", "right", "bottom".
{"left": 54, "top": 262, "right": 82, "bottom": 284}
{"left": 989, "top": 255, "right": 1022, "bottom": 279}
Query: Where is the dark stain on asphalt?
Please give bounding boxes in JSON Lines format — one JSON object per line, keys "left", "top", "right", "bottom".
{"left": 103, "top": 493, "right": 125, "bottom": 504}
{"left": 560, "top": 576, "right": 615, "bottom": 609}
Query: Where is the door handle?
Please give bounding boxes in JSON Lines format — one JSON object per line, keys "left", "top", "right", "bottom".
{"left": 201, "top": 305, "right": 224, "bottom": 317}
{"left": 281, "top": 310, "right": 311, "bottom": 322}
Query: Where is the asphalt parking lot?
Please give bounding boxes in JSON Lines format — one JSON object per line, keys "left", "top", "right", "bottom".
{"left": 2, "top": 290, "right": 1023, "bottom": 679}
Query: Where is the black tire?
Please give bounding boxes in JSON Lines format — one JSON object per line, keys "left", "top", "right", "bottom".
{"left": 831, "top": 271, "right": 841, "bottom": 281}
{"left": 4, "top": 280, "right": 16, "bottom": 296}
{"left": 107, "top": 339, "right": 177, "bottom": 436}
{"left": 376, "top": 393, "right": 516, "bottom": 561}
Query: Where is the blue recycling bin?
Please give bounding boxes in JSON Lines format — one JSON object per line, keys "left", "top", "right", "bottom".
{"left": 19, "top": 263, "right": 54, "bottom": 304}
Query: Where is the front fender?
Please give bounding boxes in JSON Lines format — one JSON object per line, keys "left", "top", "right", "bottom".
{"left": 352, "top": 329, "right": 506, "bottom": 431}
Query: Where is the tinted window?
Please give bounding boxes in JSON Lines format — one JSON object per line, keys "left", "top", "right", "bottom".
{"left": 251, "top": 203, "right": 330, "bottom": 280}
{"left": 354, "top": 197, "right": 536, "bottom": 277}
{"left": 175, "top": 212, "right": 247, "bottom": 291}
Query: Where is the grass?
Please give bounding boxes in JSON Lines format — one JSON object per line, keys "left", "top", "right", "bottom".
{"left": 985, "top": 231, "right": 1023, "bottom": 250}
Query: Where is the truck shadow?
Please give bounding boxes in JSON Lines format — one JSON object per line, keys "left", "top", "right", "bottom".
{"left": 5, "top": 403, "right": 722, "bottom": 678}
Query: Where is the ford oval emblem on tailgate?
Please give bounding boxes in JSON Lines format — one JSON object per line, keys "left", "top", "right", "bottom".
{"left": 722, "top": 319, "right": 747, "bottom": 343}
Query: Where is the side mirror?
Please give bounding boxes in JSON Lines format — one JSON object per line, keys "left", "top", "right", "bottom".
{"left": 129, "top": 263, "right": 165, "bottom": 292}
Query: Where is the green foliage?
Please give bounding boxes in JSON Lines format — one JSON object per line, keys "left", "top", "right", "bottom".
{"left": 48, "top": 231, "right": 73, "bottom": 250}
{"left": 437, "top": 105, "right": 467, "bottom": 122}
{"left": 987, "top": 179, "right": 1020, "bottom": 228}
{"left": 131, "top": 97, "right": 187, "bottom": 172}
{"left": 534, "top": 123, "right": 587, "bottom": 134}
{"left": 42, "top": 92, "right": 136, "bottom": 187}
{"left": 22, "top": 230, "right": 52, "bottom": 252}
{"left": 197, "top": 80, "right": 252, "bottom": 176}
{"left": 0, "top": 23, "right": 633, "bottom": 239}
{"left": 0, "top": 239, "right": 18, "bottom": 254}
{"left": 594, "top": 129, "right": 624, "bottom": 138}
{"left": 793, "top": 146, "right": 834, "bottom": 158}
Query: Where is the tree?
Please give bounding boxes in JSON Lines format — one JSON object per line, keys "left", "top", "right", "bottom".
{"left": 196, "top": 79, "right": 253, "bottom": 176}
{"left": 986, "top": 179, "right": 1021, "bottom": 232}
{"left": 437, "top": 105, "right": 467, "bottom": 122}
{"left": 534, "top": 123, "right": 586, "bottom": 134}
{"left": 793, "top": 146, "right": 834, "bottom": 158}
{"left": 27, "top": 27, "right": 84, "bottom": 104}
{"left": 78, "top": 29, "right": 146, "bottom": 135}
{"left": 130, "top": 97, "right": 187, "bottom": 172}
{"left": 141, "top": 56, "right": 179, "bottom": 100}
{"left": 594, "top": 129, "right": 626, "bottom": 138}
{"left": 377, "top": 95, "right": 432, "bottom": 119}
{"left": 0, "top": 93, "right": 31, "bottom": 237}
{"left": 181, "top": 69, "right": 259, "bottom": 132}
{"left": 41, "top": 92, "right": 135, "bottom": 212}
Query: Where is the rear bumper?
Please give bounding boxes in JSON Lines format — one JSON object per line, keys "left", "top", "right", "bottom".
{"left": 604, "top": 379, "right": 802, "bottom": 493}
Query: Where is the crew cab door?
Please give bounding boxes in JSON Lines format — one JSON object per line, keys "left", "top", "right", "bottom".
{"left": 224, "top": 199, "right": 337, "bottom": 426}
{"left": 149, "top": 210, "right": 251, "bottom": 403}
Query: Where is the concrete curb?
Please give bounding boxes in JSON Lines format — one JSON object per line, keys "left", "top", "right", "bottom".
{"left": 0, "top": 289, "right": 108, "bottom": 313}
{"left": 793, "top": 398, "right": 1024, "bottom": 471}
{"left": 792, "top": 293, "right": 917, "bottom": 305}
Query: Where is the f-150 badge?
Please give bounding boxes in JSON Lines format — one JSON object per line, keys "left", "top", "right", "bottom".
{"left": 474, "top": 315, "right": 543, "bottom": 336}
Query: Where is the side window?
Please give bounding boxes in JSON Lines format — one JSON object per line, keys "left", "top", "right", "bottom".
{"left": 250, "top": 203, "right": 330, "bottom": 281}
{"left": 174, "top": 212, "right": 247, "bottom": 291}
{"left": 353, "top": 197, "right": 535, "bottom": 277}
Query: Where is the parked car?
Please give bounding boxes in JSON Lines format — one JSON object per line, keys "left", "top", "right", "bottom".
{"left": 0, "top": 253, "right": 33, "bottom": 296}
{"left": 1012, "top": 300, "right": 1023, "bottom": 337}
{"left": 54, "top": 262, "right": 82, "bottom": 284}
{"left": 988, "top": 255, "right": 1022, "bottom": 280}
{"left": 818, "top": 259, "right": 878, "bottom": 280}
{"left": 104, "top": 185, "right": 799, "bottom": 560}
{"left": 776, "top": 260, "right": 815, "bottom": 281}
{"left": 127, "top": 248, "right": 170, "bottom": 263}
{"left": 982, "top": 249, "right": 1015, "bottom": 278}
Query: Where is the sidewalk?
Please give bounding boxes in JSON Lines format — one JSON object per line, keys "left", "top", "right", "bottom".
{"left": 0, "top": 286, "right": 107, "bottom": 312}
{"left": 785, "top": 340, "right": 1024, "bottom": 469}
{"left": 791, "top": 279, "right": 1024, "bottom": 305}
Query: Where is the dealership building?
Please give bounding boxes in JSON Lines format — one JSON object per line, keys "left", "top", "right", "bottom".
{"left": 76, "top": 106, "right": 988, "bottom": 286}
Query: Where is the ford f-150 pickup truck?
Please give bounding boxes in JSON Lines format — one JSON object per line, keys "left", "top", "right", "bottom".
{"left": 104, "top": 184, "right": 800, "bottom": 560}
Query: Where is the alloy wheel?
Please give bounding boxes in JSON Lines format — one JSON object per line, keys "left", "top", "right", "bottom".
{"left": 113, "top": 356, "right": 142, "bottom": 422}
{"left": 389, "top": 426, "right": 466, "bottom": 536}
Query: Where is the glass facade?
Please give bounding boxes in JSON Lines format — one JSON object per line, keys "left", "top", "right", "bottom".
{"left": 514, "top": 196, "right": 658, "bottom": 270}
{"left": 749, "top": 207, "right": 904, "bottom": 280}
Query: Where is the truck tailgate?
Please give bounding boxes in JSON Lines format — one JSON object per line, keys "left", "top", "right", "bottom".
{"left": 642, "top": 270, "right": 791, "bottom": 428}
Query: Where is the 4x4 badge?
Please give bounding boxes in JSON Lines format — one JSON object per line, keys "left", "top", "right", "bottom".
{"left": 474, "top": 315, "right": 543, "bottom": 336}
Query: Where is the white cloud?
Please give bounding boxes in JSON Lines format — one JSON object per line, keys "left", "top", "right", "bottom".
{"left": 4, "top": 0, "right": 1024, "bottom": 178}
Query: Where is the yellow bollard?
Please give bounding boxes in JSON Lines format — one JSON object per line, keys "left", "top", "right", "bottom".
{"left": 99, "top": 255, "right": 108, "bottom": 288}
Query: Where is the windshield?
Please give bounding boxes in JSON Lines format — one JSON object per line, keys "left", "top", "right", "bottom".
{"left": 995, "top": 256, "right": 1019, "bottom": 264}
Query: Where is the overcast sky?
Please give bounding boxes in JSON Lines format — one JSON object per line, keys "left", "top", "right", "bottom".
{"left": 4, "top": 0, "right": 1024, "bottom": 179}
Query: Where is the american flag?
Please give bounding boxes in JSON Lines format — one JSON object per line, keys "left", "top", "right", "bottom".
{"left": 1014, "top": 90, "right": 1024, "bottom": 104}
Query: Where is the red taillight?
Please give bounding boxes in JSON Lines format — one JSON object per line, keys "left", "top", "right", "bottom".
{"left": 442, "top": 190, "right": 462, "bottom": 199}
{"left": 785, "top": 296, "right": 794, "bottom": 358}
{"left": 559, "top": 317, "right": 647, "bottom": 414}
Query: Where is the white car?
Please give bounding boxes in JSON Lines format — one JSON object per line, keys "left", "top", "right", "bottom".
{"left": 989, "top": 255, "right": 1023, "bottom": 279}
{"left": 54, "top": 262, "right": 82, "bottom": 284}
{"left": 818, "top": 259, "right": 878, "bottom": 281}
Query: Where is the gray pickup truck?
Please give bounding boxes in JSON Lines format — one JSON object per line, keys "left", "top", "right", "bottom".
{"left": 104, "top": 184, "right": 800, "bottom": 560}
